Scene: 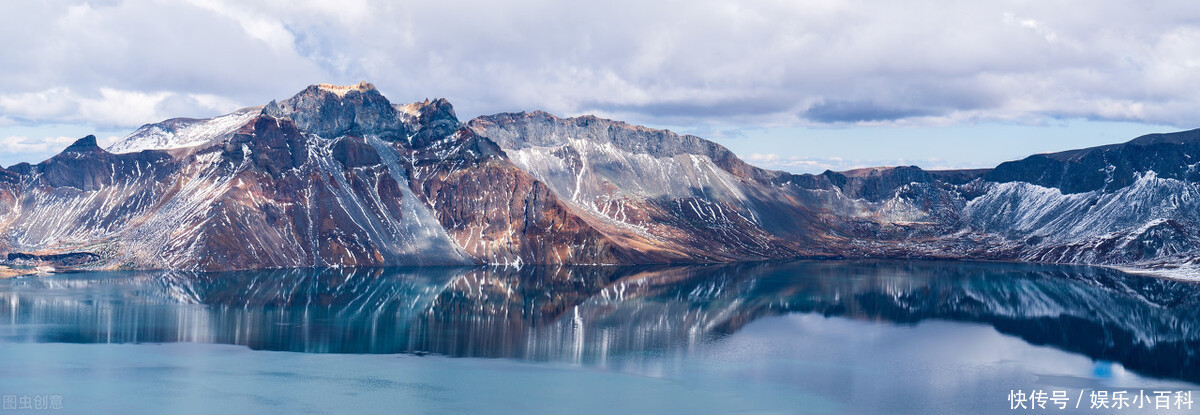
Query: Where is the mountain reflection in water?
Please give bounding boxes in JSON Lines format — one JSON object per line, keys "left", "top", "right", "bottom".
{"left": 1, "top": 260, "right": 1197, "bottom": 384}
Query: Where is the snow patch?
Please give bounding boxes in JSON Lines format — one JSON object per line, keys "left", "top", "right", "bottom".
{"left": 108, "top": 107, "right": 260, "bottom": 154}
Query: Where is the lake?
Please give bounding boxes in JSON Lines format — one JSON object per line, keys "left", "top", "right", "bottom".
{"left": 0, "top": 260, "right": 1197, "bottom": 414}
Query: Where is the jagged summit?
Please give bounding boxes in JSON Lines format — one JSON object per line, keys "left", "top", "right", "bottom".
{"left": 315, "top": 81, "right": 377, "bottom": 97}
{"left": 406, "top": 98, "right": 460, "bottom": 148}
{"left": 61, "top": 135, "right": 103, "bottom": 154}
{"left": 264, "top": 82, "right": 409, "bottom": 139}
{"left": 106, "top": 83, "right": 468, "bottom": 157}
{"left": 283, "top": 82, "right": 383, "bottom": 104}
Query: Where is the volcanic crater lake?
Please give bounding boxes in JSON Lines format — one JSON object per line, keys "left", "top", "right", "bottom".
{"left": 1, "top": 260, "right": 1197, "bottom": 414}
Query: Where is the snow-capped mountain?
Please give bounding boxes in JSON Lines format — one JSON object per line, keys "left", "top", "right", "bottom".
{"left": 1, "top": 82, "right": 1199, "bottom": 274}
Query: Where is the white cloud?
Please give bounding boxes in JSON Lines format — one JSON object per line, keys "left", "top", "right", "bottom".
{"left": 0, "top": 136, "right": 80, "bottom": 154}
{"left": 0, "top": 0, "right": 324, "bottom": 124}
{"left": 0, "top": 88, "right": 245, "bottom": 128}
{"left": 0, "top": 134, "right": 121, "bottom": 167}
{"left": 2, "top": 0, "right": 1200, "bottom": 132}
{"left": 745, "top": 152, "right": 978, "bottom": 174}
{"left": 183, "top": 0, "right": 298, "bottom": 53}
{"left": 745, "top": 153, "right": 862, "bottom": 173}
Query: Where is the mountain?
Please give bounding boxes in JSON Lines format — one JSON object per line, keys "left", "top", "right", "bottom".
{"left": 468, "top": 111, "right": 820, "bottom": 261}
{"left": 1, "top": 82, "right": 1198, "bottom": 274}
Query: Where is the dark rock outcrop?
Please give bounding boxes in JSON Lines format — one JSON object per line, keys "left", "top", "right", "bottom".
{"left": 5, "top": 252, "right": 100, "bottom": 267}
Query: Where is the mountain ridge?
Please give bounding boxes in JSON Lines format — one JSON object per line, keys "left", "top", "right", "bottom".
{"left": 1, "top": 83, "right": 1197, "bottom": 276}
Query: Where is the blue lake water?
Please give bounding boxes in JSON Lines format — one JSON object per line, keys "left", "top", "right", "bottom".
{"left": 0, "top": 260, "right": 1197, "bottom": 414}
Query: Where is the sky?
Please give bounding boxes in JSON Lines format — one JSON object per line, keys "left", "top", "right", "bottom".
{"left": 0, "top": 0, "right": 1197, "bottom": 173}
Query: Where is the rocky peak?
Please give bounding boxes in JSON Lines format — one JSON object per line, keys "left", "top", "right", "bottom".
{"left": 35, "top": 135, "right": 175, "bottom": 192}
{"left": 404, "top": 98, "right": 462, "bottom": 148}
{"left": 60, "top": 135, "right": 105, "bottom": 155}
{"left": 418, "top": 98, "right": 458, "bottom": 124}
{"left": 0, "top": 165, "right": 19, "bottom": 185}
{"left": 315, "top": 81, "right": 377, "bottom": 97}
{"left": 264, "top": 82, "right": 409, "bottom": 140}
{"left": 5, "top": 162, "right": 32, "bottom": 176}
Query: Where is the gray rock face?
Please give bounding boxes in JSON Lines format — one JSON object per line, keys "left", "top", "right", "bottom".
{"left": 0, "top": 83, "right": 1198, "bottom": 274}
{"left": 263, "top": 82, "right": 411, "bottom": 140}
{"left": 468, "top": 111, "right": 814, "bottom": 262}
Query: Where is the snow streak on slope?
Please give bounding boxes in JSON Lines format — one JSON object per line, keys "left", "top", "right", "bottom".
{"left": 108, "top": 107, "right": 262, "bottom": 154}
{"left": 116, "top": 151, "right": 244, "bottom": 269}
{"left": 468, "top": 112, "right": 805, "bottom": 261}
{"left": 508, "top": 140, "right": 749, "bottom": 203}
{"left": 5, "top": 158, "right": 175, "bottom": 253}
{"left": 964, "top": 171, "right": 1200, "bottom": 265}
{"left": 340, "top": 134, "right": 471, "bottom": 263}
{"left": 0, "top": 148, "right": 239, "bottom": 269}
{"left": 966, "top": 172, "right": 1200, "bottom": 239}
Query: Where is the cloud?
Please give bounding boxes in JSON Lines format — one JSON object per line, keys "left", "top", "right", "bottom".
{"left": 2, "top": 0, "right": 1200, "bottom": 132}
{"left": 0, "top": 135, "right": 121, "bottom": 167}
{"left": 0, "top": 0, "right": 324, "bottom": 125}
{"left": 744, "top": 152, "right": 981, "bottom": 174}
{"left": 0, "top": 88, "right": 242, "bottom": 128}
{"left": 0, "top": 136, "right": 80, "bottom": 154}
{"left": 746, "top": 153, "right": 862, "bottom": 173}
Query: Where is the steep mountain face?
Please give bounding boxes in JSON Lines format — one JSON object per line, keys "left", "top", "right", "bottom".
{"left": 468, "top": 112, "right": 819, "bottom": 262}
{"left": 937, "top": 130, "right": 1200, "bottom": 270}
{"left": 0, "top": 83, "right": 684, "bottom": 270}
{"left": 0, "top": 82, "right": 1197, "bottom": 274}
{"left": 955, "top": 132, "right": 1199, "bottom": 269}
{"left": 398, "top": 101, "right": 667, "bottom": 265}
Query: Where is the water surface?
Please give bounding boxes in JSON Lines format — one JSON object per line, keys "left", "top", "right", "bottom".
{"left": 1, "top": 260, "right": 1197, "bottom": 414}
